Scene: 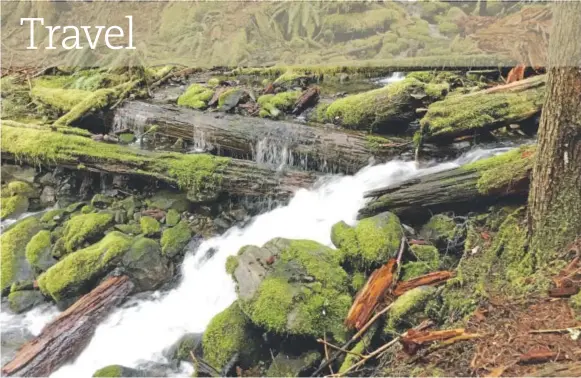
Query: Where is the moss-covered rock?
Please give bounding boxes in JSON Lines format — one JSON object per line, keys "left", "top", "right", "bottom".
{"left": 122, "top": 236, "right": 173, "bottom": 292}
{"left": 164, "top": 332, "right": 203, "bottom": 365}
{"left": 160, "top": 221, "right": 192, "bottom": 257}
{"left": 257, "top": 91, "right": 301, "bottom": 118}
{"left": 350, "top": 271, "right": 367, "bottom": 292}
{"left": 402, "top": 245, "right": 440, "bottom": 280}
{"left": 39, "top": 208, "right": 68, "bottom": 228}
{"left": 114, "top": 222, "right": 142, "bottom": 236}
{"left": 1, "top": 217, "right": 42, "bottom": 293}
{"left": 165, "top": 209, "right": 180, "bottom": 226}
{"left": 140, "top": 216, "right": 161, "bottom": 236}
{"left": 231, "top": 238, "right": 351, "bottom": 340}
{"left": 91, "top": 194, "right": 114, "bottom": 209}
{"left": 25, "top": 230, "right": 56, "bottom": 274}
{"left": 323, "top": 77, "right": 425, "bottom": 132}
{"left": 52, "top": 212, "right": 114, "bottom": 257}
{"left": 3, "top": 181, "right": 38, "bottom": 198}
{"left": 38, "top": 231, "right": 133, "bottom": 302}
{"left": 202, "top": 302, "right": 260, "bottom": 371}
{"left": 8, "top": 290, "right": 45, "bottom": 313}
{"left": 1, "top": 195, "right": 29, "bottom": 220}
{"left": 177, "top": 84, "right": 215, "bottom": 110}
{"left": 266, "top": 351, "right": 321, "bottom": 377}
{"left": 387, "top": 286, "right": 436, "bottom": 330}
{"left": 331, "top": 212, "right": 403, "bottom": 270}
{"left": 218, "top": 88, "right": 245, "bottom": 111}
{"left": 146, "top": 191, "right": 190, "bottom": 212}
{"left": 92, "top": 365, "right": 144, "bottom": 377}
{"left": 420, "top": 214, "right": 457, "bottom": 247}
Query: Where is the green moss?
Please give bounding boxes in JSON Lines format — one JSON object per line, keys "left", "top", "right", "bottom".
{"left": 31, "top": 87, "right": 91, "bottom": 112}
{"left": 91, "top": 194, "right": 114, "bottom": 208}
{"left": 177, "top": 84, "right": 215, "bottom": 109}
{"left": 388, "top": 286, "right": 436, "bottom": 329}
{"left": 402, "top": 245, "right": 440, "bottom": 280}
{"left": 140, "top": 216, "right": 161, "bottom": 236}
{"left": 146, "top": 191, "right": 189, "bottom": 212}
{"left": 160, "top": 221, "right": 192, "bottom": 257}
{"left": 463, "top": 145, "right": 536, "bottom": 194}
{"left": 4, "top": 181, "right": 37, "bottom": 197}
{"left": 438, "top": 20, "right": 459, "bottom": 36}
{"left": 208, "top": 77, "right": 221, "bottom": 87}
{"left": 2, "top": 124, "right": 231, "bottom": 198}
{"left": 570, "top": 292, "right": 581, "bottom": 316}
{"left": 217, "top": 87, "right": 242, "bottom": 108}
{"left": 165, "top": 209, "right": 180, "bottom": 226}
{"left": 225, "top": 255, "right": 239, "bottom": 275}
{"left": 25, "top": 230, "right": 54, "bottom": 273}
{"left": 8, "top": 290, "right": 44, "bottom": 313}
{"left": 1, "top": 195, "right": 29, "bottom": 220}
{"left": 114, "top": 222, "right": 142, "bottom": 235}
{"left": 1, "top": 217, "right": 42, "bottom": 292}
{"left": 57, "top": 213, "right": 114, "bottom": 256}
{"left": 40, "top": 209, "right": 67, "bottom": 225}
{"left": 365, "top": 135, "right": 392, "bottom": 153}
{"left": 249, "top": 276, "right": 294, "bottom": 332}
{"left": 420, "top": 75, "right": 545, "bottom": 138}
{"left": 309, "top": 103, "right": 330, "bottom": 123}
{"left": 202, "top": 302, "right": 256, "bottom": 371}
{"left": 351, "top": 271, "right": 367, "bottom": 292}
{"left": 257, "top": 91, "right": 301, "bottom": 118}
{"left": 420, "top": 214, "right": 457, "bottom": 244}
{"left": 324, "top": 77, "right": 424, "bottom": 131}
{"left": 339, "top": 323, "right": 377, "bottom": 373}
{"left": 92, "top": 365, "right": 123, "bottom": 377}
{"left": 81, "top": 205, "right": 95, "bottom": 214}
{"left": 38, "top": 231, "right": 133, "bottom": 302}
{"left": 332, "top": 212, "right": 403, "bottom": 270}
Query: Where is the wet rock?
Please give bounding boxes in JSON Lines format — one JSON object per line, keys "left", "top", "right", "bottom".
{"left": 1, "top": 325, "right": 34, "bottom": 366}
{"left": 1, "top": 195, "right": 29, "bottom": 220}
{"left": 164, "top": 332, "right": 203, "bottom": 365}
{"left": 114, "top": 209, "right": 127, "bottom": 224}
{"left": 1, "top": 165, "right": 36, "bottom": 184}
{"left": 266, "top": 351, "right": 321, "bottom": 377}
{"left": 165, "top": 209, "right": 180, "bottom": 227}
{"left": 420, "top": 214, "right": 458, "bottom": 247}
{"left": 140, "top": 216, "right": 161, "bottom": 237}
{"left": 25, "top": 230, "right": 57, "bottom": 273}
{"left": 218, "top": 88, "right": 246, "bottom": 112}
{"left": 160, "top": 221, "right": 192, "bottom": 258}
{"left": 39, "top": 186, "right": 56, "bottom": 206}
{"left": 91, "top": 194, "right": 115, "bottom": 209}
{"left": 92, "top": 365, "right": 146, "bottom": 377}
{"left": 8, "top": 290, "right": 45, "bottom": 313}
{"left": 146, "top": 191, "right": 190, "bottom": 212}
{"left": 230, "top": 238, "right": 351, "bottom": 339}
{"left": 51, "top": 212, "right": 114, "bottom": 258}
{"left": 114, "top": 222, "right": 142, "bottom": 236}
{"left": 122, "top": 237, "right": 173, "bottom": 292}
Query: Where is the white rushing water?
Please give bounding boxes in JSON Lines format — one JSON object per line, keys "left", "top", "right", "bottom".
{"left": 49, "top": 146, "right": 512, "bottom": 377}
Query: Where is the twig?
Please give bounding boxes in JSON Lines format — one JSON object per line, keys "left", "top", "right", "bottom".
{"left": 529, "top": 326, "right": 581, "bottom": 334}
{"left": 334, "top": 338, "right": 401, "bottom": 377}
{"left": 323, "top": 333, "right": 334, "bottom": 375}
{"left": 317, "top": 339, "right": 364, "bottom": 359}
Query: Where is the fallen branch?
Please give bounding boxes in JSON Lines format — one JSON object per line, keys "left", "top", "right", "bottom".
{"left": 518, "top": 349, "right": 567, "bottom": 364}
{"left": 393, "top": 271, "right": 454, "bottom": 297}
{"left": 400, "top": 328, "right": 465, "bottom": 355}
{"left": 316, "top": 339, "right": 364, "bottom": 359}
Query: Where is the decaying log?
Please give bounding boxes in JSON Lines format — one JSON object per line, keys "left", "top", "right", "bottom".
{"left": 358, "top": 145, "right": 535, "bottom": 220}
{"left": 345, "top": 259, "right": 397, "bottom": 329}
{"left": 393, "top": 271, "right": 454, "bottom": 297}
{"left": 518, "top": 349, "right": 567, "bottom": 364}
{"left": 420, "top": 75, "right": 546, "bottom": 142}
{"left": 292, "top": 87, "right": 320, "bottom": 115}
{"left": 2, "top": 276, "right": 134, "bottom": 377}
{"left": 112, "top": 101, "right": 412, "bottom": 173}
{"left": 1, "top": 124, "right": 317, "bottom": 202}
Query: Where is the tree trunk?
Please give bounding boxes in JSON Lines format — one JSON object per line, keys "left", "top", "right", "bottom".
{"left": 112, "top": 101, "right": 413, "bottom": 174}
{"left": 527, "top": 2, "right": 581, "bottom": 265}
{"left": 2, "top": 276, "right": 134, "bottom": 377}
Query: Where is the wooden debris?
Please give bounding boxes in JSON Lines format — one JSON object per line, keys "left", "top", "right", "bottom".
{"left": 2, "top": 276, "right": 134, "bottom": 377}
{"left": 506, "top": 64, "right": 526, "bottom": 84}
{"left": 548, "top": 286, "right": 579, "bottom": 298}
{"left": 141, "top": 208, "right": 166, "bottom": 221}
{"left": 393, "top": 271, "right": 454, "bottom": 297}
{"left": 549, "top": 253, "right": 581, "bottom": 298}
{"left": 400, "top": 328, "right": 465, "bottom": 355}
{"left": 292, "top": 86, "right": 320, "bottom": 115}
{"left": 518, "top": 349, "right": 567, "bottom": 364}
{"left": 345, "top": 259, "right": 397, "bottom": 329}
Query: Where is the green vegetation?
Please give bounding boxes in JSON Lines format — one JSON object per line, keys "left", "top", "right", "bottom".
{"left": 387, "top": 286, "right": 436, "bottom": 330}
{"left": 8, "top": 290, "right": 44, "bottom": 313}
{"left": 202, "top": 302, "right": 257, "bottom": 371}
{"left": 420, "top": 214, "right": 457, "bottom": 245}
{"left": 38, "top": 231, "right": 133, "bottom": 302}
{"left": 25, "top": 230, "right": 54, "bottom": 273}
{"left": 31, "top": 87, "right": 91, "bottom": 112}
{"left": 402, "top": 245, "right": 440, "bottom": 280}
{"left": 331, "top": 212, "right": 403, "bottom": 270}
{"left": 1, "top": 217, "right": 42, "bottom": 292}
{"left": 165, "top": 209, "right": 180, "bottom": 226}
{"left": 92, "top": 365, "right": 123, "bottom": 377}
{"left": 140, "top": 216, "right": 161, "bottom": 236}
{"left": 55, "top": 213, "right": 114, "bottom": 256}
{"left": 160, "top": 221, "right": 192, "bottom": 257}
{"left": 350, "top": 271, "right": 367, "bottom": 292}
{"left": 257, "top": 91, "right": 301, "bottom": 118}
{"left": 4, "top": 181, "right": 37, "bottom": 197}
{"left": 177, "top": 84, "right": 215, "bottom": 109}
{"left": 226, "top": 255, "right": 239, "bottom": 275}
{"left": 1, "top": 195, "right": 29, "bottom": 220}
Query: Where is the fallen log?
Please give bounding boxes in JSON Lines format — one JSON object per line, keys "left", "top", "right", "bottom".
{"left": 2, "top": 275, "right": 134, "bottom": 377}
{"left": 358, "top": 145, "right": 535, "bottom": 220}
{"left": 420, "top": 75, "right": 545, "bottom": 142}
{"left": 393, "top": 271, "right": 454, "bottom": 296}
{"left": 1, "top": 124, "right": 317, "bottom": 203}
{"left": 112, "top": 101, "right": 413, "bottom": 174}
{"left": 345, "top": 259, "right": 397, "bottom": 330}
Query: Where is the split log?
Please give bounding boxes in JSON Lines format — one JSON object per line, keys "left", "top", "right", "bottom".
{"left": 1, "top": 124, "right": 317, "bottom": 202}
{"left": 358, "top": 145, "right": 535, "bottom": 220}
{"left": 420, "top": 75, "right": 546, "bottom": 142}
{"left": 2, "top": 276, "right": 134, "bottom": 377}
{"left": 112, "top": 101, "right": 413, "bottom": 174}
{"left": 393, "top": 271, "right": 454, "bottom": 297}
{"left": 345, "top": 259, "right": 397, "bottom": 330}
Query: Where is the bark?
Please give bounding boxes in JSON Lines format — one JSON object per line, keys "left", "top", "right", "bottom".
{"left": 518, "top": 350, "right": 567, "bottom": 364}
{"left": 392, "top": 271, "right": 454, "bottom": 297}
{"left": 2, "top": 276, "right": 134, "bottom": 377}
{"left": 358, "top": 151, "right": 533, "bottom": 221}
{"left": 112, "top": 101, "right": 413, "bottom": 174}
{"left": 527, "top": 2, "right": 581, "bottom": 266}
{"left": 345, "top": 259, "right": 397, "bottom": 330}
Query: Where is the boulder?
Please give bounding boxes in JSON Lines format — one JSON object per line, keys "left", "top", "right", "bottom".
{"left": 38, "top": 231, "right": 133, "bottom": 303}
{"left": 92, "top": 365, "right": 145, "bottom": 377}
{"left": 401, "top": 244, "right": 441, "bottom": 281}
{"left": 331, "top": 212, "right": 403, "bottom": 270}
{"left": 230, "top": 238, "right": 351, "bottom": 340}
{"left": 386, "top": 286, "right": 436, "bottom": 331}
{"left": 51, "top": 212, "right": 114, "bottom": 257}
{"left": 114, "top": 222, "right": 142, "bottom": 236}
{"left": 420, "top": 214, "right": 458, "bottom": 247}
{"left": 39, "top": 209, "right": 68, "bottom": 229}
{"left": 165, "top": 209, "right": 180, "bottom": 227}
{"left": 0, "top": 195, "right": 29, "bottom": 220}
{"left": 146, "top": 191, "right": 190, "bottom": 212}
{"left": 8, "top": 290, "right": 45, "bottom": 313}
{"left": 122, "top": 237, "right": 173, "bottom": 292}
{"left": 1, "top": 217, "right": 42, "bottom": 294}
{"left": 163, "top": 332, "right": 203, "bottom": 366}
{"left": 139, "top": 216, "right": 161, "bottom": 237}
{"left": 39, "top": 186, "right": 57, "bottom": 206}
{"left": 160, "top": 221, "right": 192, "bottom": 258}
{"left": 266, "top": 351, "right": 321, "bottom": 377}
{"left": 25, "top": 230, "right": 57, "bottom": 273}
{"left": 91, "top": 194, "right": 115, "bottom": 209}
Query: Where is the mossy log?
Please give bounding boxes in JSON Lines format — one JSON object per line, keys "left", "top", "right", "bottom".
{"left": 1, "top": 124, "right": 317, "bottom": 202}
{"left": 358, "top": 146, "right": 535, "bottom": 220}
{"left": 113, "top": 101, "right": 411, "bottom": 174}
{"left": 420, "top": 75, "right": 546, "bottom": 142}
{"left": 2, "top": 275, "right": 134, "bottom": 377}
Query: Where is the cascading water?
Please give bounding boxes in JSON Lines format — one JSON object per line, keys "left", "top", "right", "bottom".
{"left": 39, "top": 146, "right": 513, "bottom": 377}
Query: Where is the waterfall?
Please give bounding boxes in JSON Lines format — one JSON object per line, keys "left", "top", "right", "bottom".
{"left": 47, "top": 146, "right": 514, "bottom": 377}
{"left": 375, "top": 72, "right": 405, "bottom": 85}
